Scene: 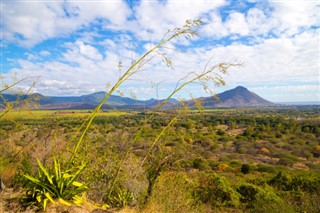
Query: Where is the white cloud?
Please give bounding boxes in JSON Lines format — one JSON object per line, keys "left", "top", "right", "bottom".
{"left": 200, "top": 13, "right": 229, "bottom": 38}
{"left": 246, "top": 8, "right": 273, "bottom": 36}
{"left": 216, "top": 30, "right": 319, "bottom": 84}
{"left": 226, "top": 12, "right": 249, "bottom": 36}
{"left": 201, "top": 2, "right": 319, "bottom": 40}
{"left": 270, "top": 1, "right": 320, "bottom": 36}
{"left": 77, "top": 41, "right": 103, "bottom": 61}
{"left": 2, "top": 1, "right": 318, "bottom": 47}
{"left": 1, "top": 1, "right": 131, "bottom": 47}
{"left": 131, "top": 0, "right": 227, "bottom": 40}
{"left": 24, "top": 53, "right": 38, "bottom": 61}
{"left": 39, "top": 51, "right": 51, "bottom": 56}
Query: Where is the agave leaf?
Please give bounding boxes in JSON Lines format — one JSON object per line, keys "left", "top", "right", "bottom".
{"left": 45, "top": 192, "right": 55, "bottom": 203}
{"left": 101, "top": 204, "right": 110, "bottom": 210}
{"left": 58, "top": 198, "right": 72, "bottom": 206}
{"left": 43, "top": 198, "right": 48, "bottom": 211}
{"left": 24, "top": 174, "right": 41, "bottom": 184}
{"left": 59, "top": 180, "right": 65, "bottom": 196}
{"left": 62, "top": 173, "right": 73, "bottom": 179}
{"left": 73, "top": 195, "right": 83, "bottom": 205}
{"left": 54, "top": 157, "right": 61, "bottom": 180}
{"left": 37, "top": 159, "right": 53, "bottom": 185}
{"left": 72, "top": 181, "right": 85, "bottom": 187}
{"left": 24, "top": 175, "right": 56, "bottom": 195}
{"left": 66, "top": 163, "right": 87, "bottom": 187}
{"left": 36, "top": 194, "right": 42, "bottom": 203}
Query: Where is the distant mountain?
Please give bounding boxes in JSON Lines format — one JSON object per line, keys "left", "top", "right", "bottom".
{"left": 79, "top": 92, "right": 147, "bottom": 106}
{"left": 1, "top": 86, "right": 273, "bottom": 109}
{"left": 189, "top": 86, "right": 274, "bottom": 108}
{"left": 0, "top": 92, "right": 179, "bottom": 110}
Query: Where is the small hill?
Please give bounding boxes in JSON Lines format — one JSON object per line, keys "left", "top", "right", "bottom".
{"left": 192, "top": 86, "right": 273, "bottom": 108}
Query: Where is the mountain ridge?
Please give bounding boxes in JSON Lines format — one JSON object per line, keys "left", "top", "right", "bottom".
{"left": 1, "top": 86, "right": 274, "bottom": 109}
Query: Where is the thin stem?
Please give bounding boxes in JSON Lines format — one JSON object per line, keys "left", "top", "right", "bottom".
{"left": 140, "top": 116, "right": 178, "bottom": 166}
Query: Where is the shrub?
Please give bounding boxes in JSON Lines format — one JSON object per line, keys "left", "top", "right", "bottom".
{"left": 193, "top": 158, "right": 209, "bottom": 170}
{"left": 240, "top": 164, "right": 252, "bottom": 174}
{"left": 237, "top": 183, "right": 288, "bottom": 212}
{"left": 291, "top": 172, "right": 320, "bottom": 193}
{"left": 216, "top": 163, "right": 229, "bottom": 172}
{"left": 268, "top": 171, "right": 292, "bottom": 191}
{"left": 146, "top": 172, "right": 198, "bottom": 213}
{"left": 193, "top": 173, "right": 239, "bottom": 208}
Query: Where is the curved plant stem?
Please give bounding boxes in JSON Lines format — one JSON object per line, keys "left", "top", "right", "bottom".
{"left": 68, "top": 20, "right": 202, "bottom": 166}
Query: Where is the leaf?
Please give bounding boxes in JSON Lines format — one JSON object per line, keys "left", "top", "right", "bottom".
{"left": 37, "top": 159, "right": 53, "bottom": 185}
{"left": 59, "top": 180, "right": 65, "bottom": 196}
{"left": 73, "top": 195, "right": 83, "bottom": 205}
{"left": 66, "top": 163, "right": 87, "bottom": 187}
{"left": 24, "top": 174, "right": 41, "bottom": 184}
{"left": 53, "top": 157, "right": 61, "bottom": 180}
{"left": 36, "top": 195, "right": 42, "bottom": 203}
{"left": 24, "top": 175, "right": 54, "bottom": 194}
{"left": 62, "top": 173, "right": 73, "bottom": 179}
{"left": 43, "top": 198, "right": 48, "bottom": 210}
{"left": 72, "top": 181, "right": 85, "bottom": 187}
{"left": 45, "top": 192, "right": 55, "bottom": 203}
{"left": 58, "top": 198, "right": 72, "bottom": 206}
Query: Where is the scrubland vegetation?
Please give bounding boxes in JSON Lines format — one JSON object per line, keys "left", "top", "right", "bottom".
{"left": 1, "top": 20, "right": 319, "bottom": 212}
{"left": 1, "top": 108, "right": 319, "bottom": 212}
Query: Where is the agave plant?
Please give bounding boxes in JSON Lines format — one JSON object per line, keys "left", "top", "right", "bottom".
{"left": 23, "top": 158, "right": 88, "bottom": 210}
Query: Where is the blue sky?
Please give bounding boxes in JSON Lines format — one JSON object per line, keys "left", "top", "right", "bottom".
{"left": 1, "top": 0, "right": 319, "bottom": 102}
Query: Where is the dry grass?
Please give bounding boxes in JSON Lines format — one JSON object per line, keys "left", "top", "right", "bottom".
{"left": 2, "top": 110, "right": 129, "bottom": 120}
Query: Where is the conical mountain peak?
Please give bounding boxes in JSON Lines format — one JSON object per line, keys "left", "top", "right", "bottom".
{"left": 194, "top": 86, "right": 273, "bottom": 107}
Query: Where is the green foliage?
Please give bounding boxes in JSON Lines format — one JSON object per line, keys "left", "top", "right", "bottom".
{"left": 147, "top": 172, "right": 199, "bottom": 213}
{"left": 269, "top": 171, "right": 292, "bottom": 191}
{"left": 269, "top": 171, "right": 320, "bottom": 196}
{"left": 23, "top": 158, "right": 88, "bottom": 210}
{"left": 240, "top": 164, "right": 252, "bottom": 174}
{"left": 256, "top": 164, "right": 279, "bottom": 173}
{"left": 193, "top": 172, "right": 239, "bottom": 208}
{"left": 282, "top": 190, "right": 320, "bottom": 212}
{"left": 1, "top": 107, "right": 320, "bottom": 212}
{"left": 237, "top": 183, "right": 286, "bottom": 212}
{"left": 192, "top": 158, "right": 209, "bottom": 170}
{"left": 103, "top": 186, "right": 133, "bottom": 208}
{"left": 291, "top": 172, "right": 320, "bottom": 193}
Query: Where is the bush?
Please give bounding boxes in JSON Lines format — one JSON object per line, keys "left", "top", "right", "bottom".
{"left": 291, "top": 172, "right": 320, "bottom": 193}
{"left": 146, "top": 172, "right": 198, "bottom": 213}
{"left": 237, "top": 183, "right": 288, "bottom": 212}
{"left": 192, "top": 158, "right": 209, "bottom": 170}
{"left": 241, "top": 164, "right": 252, "bottom": 174}
{"left": 193, "top": 172, "right": 239, "bottom": 208}
{"left": 268, "top": 171, "right": 292, "bottom": 191}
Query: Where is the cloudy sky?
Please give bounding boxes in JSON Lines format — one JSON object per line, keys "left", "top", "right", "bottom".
{"left": 1, "top": 0, "right": 319, "bottom": 102}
